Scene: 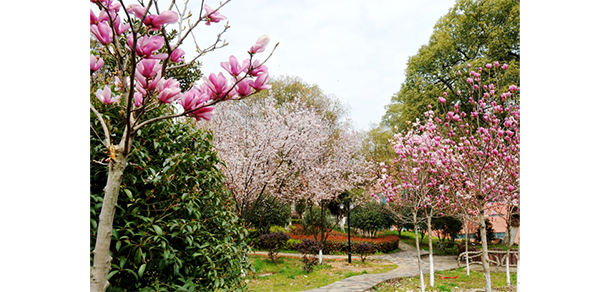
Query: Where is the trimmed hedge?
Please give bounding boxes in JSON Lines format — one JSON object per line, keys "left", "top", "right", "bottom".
{"left": 288, "top": 234, "right": 399, "bottom": 254}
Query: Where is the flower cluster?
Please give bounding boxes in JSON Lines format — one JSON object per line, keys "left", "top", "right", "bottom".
{"left": 90, "top": 0, "right": 274, "bottom": 120}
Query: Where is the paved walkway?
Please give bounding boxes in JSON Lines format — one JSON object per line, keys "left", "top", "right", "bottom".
{"left": 253, "top": 242, "right": 459, "bottom": 292}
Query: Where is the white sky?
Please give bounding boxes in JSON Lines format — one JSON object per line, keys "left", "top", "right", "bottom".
{"left": 171, "top": 0, "right": 456, "bottom": 130}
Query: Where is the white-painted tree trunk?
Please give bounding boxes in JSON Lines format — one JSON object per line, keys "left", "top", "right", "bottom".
{"left": 478, "top": 212, "right": 492, "bottom": 292}
{"left": 319, "top": 249, "right": 323, "bottom": 265}
{"left": 517, "top": 244, "right": 520, "bottom": 292}
{"left": 506, "top": 256, "right": 510, "bottom": 285}
{"left": 427, "top": 215, "right": 434, "bottom": 287}
{"left": 413, "top": 211, "right": 425, "bottom": 292}
{"left": 466, "top": 251, "right": 470, "bottom": 276}
{"left": 91, "top": 149, "right": 128, "bottom": 292}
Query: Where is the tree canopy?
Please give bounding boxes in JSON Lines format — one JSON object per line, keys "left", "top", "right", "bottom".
{"left": 382, "top": 0, "right": 520, "bottom": 132}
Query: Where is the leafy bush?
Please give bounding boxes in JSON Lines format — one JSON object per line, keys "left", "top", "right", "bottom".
{"left": 431, "top": 215, "right": 463, "bottom": 242}
{"left": 91, "top": 108, "right": 251, "bottom": 291}
{"left": 258, "top": 232, "right": 290, "bottom": 263}
{"left": 354, "top": 243, "right": 374, "bottom": 262}
{"left": 294, "top": 239, "right": 323, "bottom": 273}
{"left": 350, "top": 202, "right": 395, "bottom": 237}
{"left": 246, "top": 198, "right": 291, "bottom": 234}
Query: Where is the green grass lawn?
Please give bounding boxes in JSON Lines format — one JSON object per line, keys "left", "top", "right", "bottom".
{"left": 371, "top": 267, "right": 517, "bottom": 292}
{"left": 247, "top": 255, "right": 397, "bottom": 291}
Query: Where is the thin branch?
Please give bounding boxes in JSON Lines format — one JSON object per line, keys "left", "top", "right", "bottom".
{"left": 90, "top": 103, "right": 111, "bottom": 148}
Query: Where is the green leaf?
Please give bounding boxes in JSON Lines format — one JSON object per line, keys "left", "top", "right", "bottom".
{"left": 115, "top": 240, "right": 121, "bottom": 252}
{"left": 119, "top": 256, "right": 127, "bottom": 269}
{"left": 107, "top": 270, "right": 119, "bottom": 280}
{"left": 138, "top": 263, "right": 147, "bottom": 278}
{"left": 125, "top": 189, "right": 133, "bottom": 200}
{"left": 153, "top": 225, "right": 163, "bottom": 235}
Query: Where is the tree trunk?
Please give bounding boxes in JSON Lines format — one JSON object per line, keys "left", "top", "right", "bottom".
{"left": 413, "top": 211, "right": 425, "bottom": 292}
{"left": 464, "top": 216, "right": 470, "bottom": 277}
{"left": 478, "top": 212, "right": 492, "bottom": 292}
{"left": 427, "top": 214, "right": 434, "bottom": 287}
{"left": 505, "top": 232, "right": 513, "bottom": 286}
{"left": 91, "top": 149, "right": 128, "bottom": 292}
{"left": 517, "top": 243, "right": 520, "bottom": 292}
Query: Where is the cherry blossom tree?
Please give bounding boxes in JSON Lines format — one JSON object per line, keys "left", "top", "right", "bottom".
{"left": 297, "top": 126, "right": 373, "bottom": 242}
{"left": 89, "top": 0, "right": 276, "bottom": 290}
{"left": 205, "top": 96, "right": 331, "bottom": 226}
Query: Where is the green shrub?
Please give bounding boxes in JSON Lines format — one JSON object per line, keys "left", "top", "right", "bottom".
{"left": 247, "top": 199, "right": 291, "bottom": 234}
{"left": 294, "top": 239, "right": 323, "bottom": 273}
{"left": 354, "top": 243, "right": 374, "bottom": 262}
{"left": 258, "top": 232, "right": 290, "bottom": 263}
{"left": 90, "top": 108, "right": 251, "bottom": 291}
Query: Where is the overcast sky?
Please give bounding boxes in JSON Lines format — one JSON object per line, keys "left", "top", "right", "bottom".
{"left": 173, "top": 0, "right": 457, "bottom": 130}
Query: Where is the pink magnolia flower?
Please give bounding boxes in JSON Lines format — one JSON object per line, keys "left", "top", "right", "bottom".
{"left": 112, "top": 16, "right": 129, "bottom": 36}
{"left": 191, "top": 106, "right": 215, "bottom": 121}
{"left": 170, "top": 48, "right": 185, "bottom": 63}
{"left": 95, "top": 85, "right": 120, "bottom": 104}
{"left": 126, "top": 4, "right": 146, "bottom": 20}
{"left": 205, "top": 72, "right": 231, "bottom": 99}
{"left": 467, "top": 78, "right": 473, "bottom": 84}
{"left": 134, "top": 91, "right": 143, "bottom": 107}
{"left": 246, "top": 59, "right": 268, "bottom": 76}
{"left": 494, "top": 61, "right": 500, "bottom": 67}
{"left": 179, "top": 88, "right": 215, "bottom": 121}
{"left": 129, "top": 35, "right": 166, "bottom": 59}
{"left": 91, "top": 22, "right": 113, "bottom": 45}
{"left": 221, "top": 55, "right": 244, "bottom": 76}
{"left": 156, "top": 78, "right": 182, "bottom": 103}
{"left": 438, "top": 96, "right": 446, "bottom": 104}
{"left": 90, "top": 54, "right": 104, "bottom": 72}
{"left": 235, "top": 79, "right": 253, "bottom": 97}
{"left": 90, "top": 9, "right": 98, "bottom": 24}
{"left": 252, "top": 72, "right": 272, "bottom": 91}
{"left": 249, "top": 35, "right": 270, "bottom": 54}
{"left": 509, "top": 85, "right": 518, "bottom": 92}
{"left": 144, "top": 11, "right": 178, "bottom": 31}
{"left": 204, "top": 5, "right": 227, "bottom": 25}
{"left": 135, "top": 59, "right": 162, "bottom": 90}
{"left": 485, "top": 63, "right": 492, "bottom": 69}
{"left": 502, "top": 63, "right": 509, "bottom": 70}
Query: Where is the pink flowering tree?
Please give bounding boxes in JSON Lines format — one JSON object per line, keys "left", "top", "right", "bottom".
{"left": 205, "top": 96, "right": 331, "bottom": 226}
{"left": 297, "top": 127, "right": 373, "bottom": 242}
{"left": 375, "top": 110, "right": 455, "bottom": 291}
{"left": 440, "top": 62, "right": 520, "bottom": 292}
{"left": 89, "top": 0, "right": 276, "bottom": 291}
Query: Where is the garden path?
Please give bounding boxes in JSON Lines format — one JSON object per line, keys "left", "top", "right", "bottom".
{"left": 301, "top": 241, "right": 459, "bottom": 292}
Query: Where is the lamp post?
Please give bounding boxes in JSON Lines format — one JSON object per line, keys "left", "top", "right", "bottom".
{"left": 341, "top": 199, "right": 354, "bottom": 263}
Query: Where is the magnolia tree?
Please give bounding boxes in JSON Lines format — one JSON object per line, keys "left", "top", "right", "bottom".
{"left": 89, "top": 0, "right": 276, "bottom": 290}
{"left": 439, "top": 62, "right": 520, "bottom": 292}
{"left": 205, "top": 96, "right": 331, "bottom": 226}
{"left": 375, "top": 111, "right": 455, "bottom": 291}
